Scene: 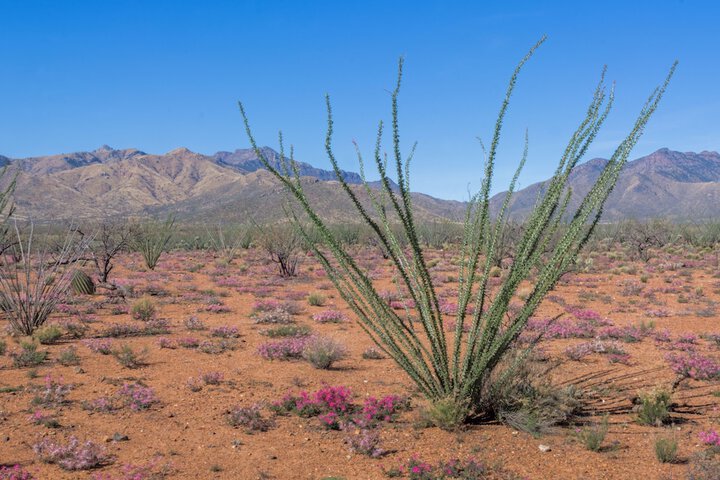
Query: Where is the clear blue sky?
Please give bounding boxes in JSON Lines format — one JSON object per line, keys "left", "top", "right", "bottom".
{"left": 1, "top": 0, "right": 717, "bottom": 199}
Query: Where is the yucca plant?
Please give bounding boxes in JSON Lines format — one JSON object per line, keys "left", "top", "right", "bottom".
{"left": 238, "top": 37, "right": 676, "bottom": 421}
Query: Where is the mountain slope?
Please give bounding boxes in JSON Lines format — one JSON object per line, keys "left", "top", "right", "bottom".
{"left": 7, "top": 146, "right": 720, "bottom": 222}
{"left": 8, "top": 146, "right": 464, "bottom": 222}
{"left": 491, "top": 149, "right": 720, "bottom": 221}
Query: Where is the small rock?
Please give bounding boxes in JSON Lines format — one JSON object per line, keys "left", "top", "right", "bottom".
{"left": 112, "top": 433, "right": 129, "bottom": 442}
{"left": 538, "top": 444, "right": 551, "bottom": 453}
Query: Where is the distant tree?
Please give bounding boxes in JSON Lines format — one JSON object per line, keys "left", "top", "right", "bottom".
{"left": 88, "top": 221, "right": 135, "bottom": 283}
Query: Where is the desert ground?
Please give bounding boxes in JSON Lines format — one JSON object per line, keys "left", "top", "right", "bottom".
{"left": 2, "top": 242, "right": 720, "bottom": 479}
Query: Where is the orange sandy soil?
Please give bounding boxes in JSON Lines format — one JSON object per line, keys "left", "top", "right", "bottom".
{"left": 1, "top": 246, "right": 719, "bottom": 479}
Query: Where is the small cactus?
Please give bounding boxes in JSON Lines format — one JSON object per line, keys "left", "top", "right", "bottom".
{"left": 71, "top": 270, "right": 95, "bottom": 295}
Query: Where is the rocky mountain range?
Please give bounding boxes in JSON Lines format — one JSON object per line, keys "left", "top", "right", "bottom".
{"left": 4, "top": 146, "right": 720, "bottom": 223}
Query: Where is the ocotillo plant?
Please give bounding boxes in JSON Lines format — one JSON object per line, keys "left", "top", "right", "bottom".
{"left": 239, "top": 37, "right": 676, "bottom": 421}
{"left": 0, "top": 222, "right": 90, "bottom": 335}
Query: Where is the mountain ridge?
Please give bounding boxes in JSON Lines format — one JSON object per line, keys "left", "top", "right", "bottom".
{"left": 6, "top": 146, "right": 720, "bottom": 222}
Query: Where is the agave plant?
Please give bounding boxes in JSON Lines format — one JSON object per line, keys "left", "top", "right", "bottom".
{"left": 239, "top": 37, "right": 676, "bottom": 420}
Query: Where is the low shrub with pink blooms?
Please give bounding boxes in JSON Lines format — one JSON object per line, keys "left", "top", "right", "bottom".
{"left": 257, "top": 337, "right": 309, "bottom": 360}
{"left": 312, "top": 309, "right": 346, "bottom": 323}
{"left": 177, "top": 337, "right": 201, "bottom": 348}
{"left": 344, "top": 428, "right": 385, "bottom": 458}
{"left": 202, "top": 304, "right": 231, "bottom": 314}
{"left": 383, "top": 456, "right": 499, "bottom": 480}
{"left": 597, "top": 325, "right": 644, "bottom": 343}
{"left": 201, "top": 371, "right": 224, "bottom": 385}
{"left": 118, "top": 383, "right": 158, "bottom": 411}
{"left": 360, "top": 395, "right": 410, "bottom": 425}
{"left": 272, "top": 385, "right": 407, "bottom": 430}
{"left": 157, "top": 337, "right": 176, "bottom": 349}
{"left": 32, "top": 376, "right": 72, "bottom": 408}
{"left": 226, "top": 404, "right": 275, "bottom": 432}
{"left": 83, "top": 338, "right": 113, "bottom": 354}
{"left": 665, "top": 353, "right": 720, "bottom": 380}
{"left": 90, "top": 458, "right": 174, "bottom": 480}
{"left": 210, "top": 325, "right": 240, "bottom": 338}
{"left": 33, "top": 436, "right": 112, "bottom": 470}
{"left": 564, "top": 340, "right": 627, "bottom": 361}
{"left": 699, "top": 430, "right": 720, "bottom": 447}
{"left": 0, "top": 465, "right": 34, "bottom": 480}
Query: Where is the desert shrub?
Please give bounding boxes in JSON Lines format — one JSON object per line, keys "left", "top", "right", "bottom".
{"left": 654, "top": 436, "right": 678, "bottom": 463}
{"left": 575, "top": 415, "right": 609, "bottom": 452}
{"left": 419, "top": 396, "right": 469, "bottom": 431}
{"left": 131, "top": 215, "right": 176, "bottom": 270}
{"left": 206, "top": 223, "right": 252, "bottom": 261}
{"left": 253, "top": 309, "right": 293, "bottom": 325}
{"left": 362, "top": 347, "right": 385, "bottom": 360}
{"left": 201, "top": 371, "right": 224, "bottom": 385}
{"left": 210, "top": 325, "right": 239, "bottom": 338}
{"left": 665, "top": 352, "right": 720, "bottom": 380}
{"left": 302, "top": 336, "right": 347, "bottom": 369}
{"left": 62, "top": 319, "right": 89, "bottom": 339}
{"left": 226, "top": 404, "right": 275, "bottom": 432}
{"left": 637, "top": 388, "right": 672, "bottom": 426}
{"left": 312, "top": 309, "right": 346, "bottom": 323}
{"left": 261, "top": 324, "right": 311, "bottom": 338}
{"left": 33, "top": 325, "right": 63, "bottom": 345}
{"left": 118, "top": 382, "right": 157, "bottom": 411}
{"left": 33, "top": 436, "right": 112, "bottom": 470}
{"left": 130, "top": 297, "right": 156, "bottom": 321}
{"left": 257, "top": 337, "right": 308, "bottom": 360}
{"left": 345, "top": 429, "right": 384, "bottom": 458}
{"left": 83, "top": 338, "right": 113, "bottom": 354}
{"left": 0, "top": 339, "right": 6, "bottom": 356}
{"left": 307, "top": 292, "right": 326, "bottom": 306}
{"left": 112, "top": 344, "right": 147, "bottom": 369}
{"left": 0, "top": 465, "right": 34, "bottom": 480}
{"left": 10, "top": 341, "right": 47, "bottom": 367}
{"left": 32, "top": 376, "right": 72, "bottom": 407}
{"left": 183, "top": 315, "right": 206, "bottom": 330}
{"left": 257, "top": 223, "right": 303, "bottom": 277}
{"left": 239, "top": 38, "right": 675, "bottom": 420}
{"left": 57, "top": 346, "right": 80, "bottom": 366}
{"left": 198, "top": 339, "right": 236, "bottom": 354}
{"left": 688, "top": 451, "right": 720, "bottom": 480}
{"left": 481, "top": 352, "right": 581, "bottom": 436}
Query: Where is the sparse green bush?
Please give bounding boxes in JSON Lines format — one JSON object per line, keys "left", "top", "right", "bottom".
{"left": 112, "top": 344, "right": 148, "bottom": 369}
{"left": 239, "top": 37, "right": 676, "bottom": 420}
{"left": 654, "top": 436, "right": 678, "bottom": 463}
{"left": 57, "top": 346, "right": 81, "bottom": 366}
{"left": 307, "top": 292, "right": 326, "bottom": 306}
{"left": 262, "top": 325, "right": 311, "bottom": 338}
{"left": 131, "top": 297, "right": 157, "bottom": 321}
{"left": 11, "top": 341, "right": 48, "bottom": 368}
{"left": 576, "top": 415, "right": 609, "bottom": 452}
{"left": 34, "top": 325, "right": 63, "bottom": 345}
{"left": 637, "top": 388, "right": 672, "bottom": 426}
{"left": 302, "top": 336, "right": 346, "bottom": 369}
{"left": 419, "top": 396, "right": 469, "bottom": 431}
